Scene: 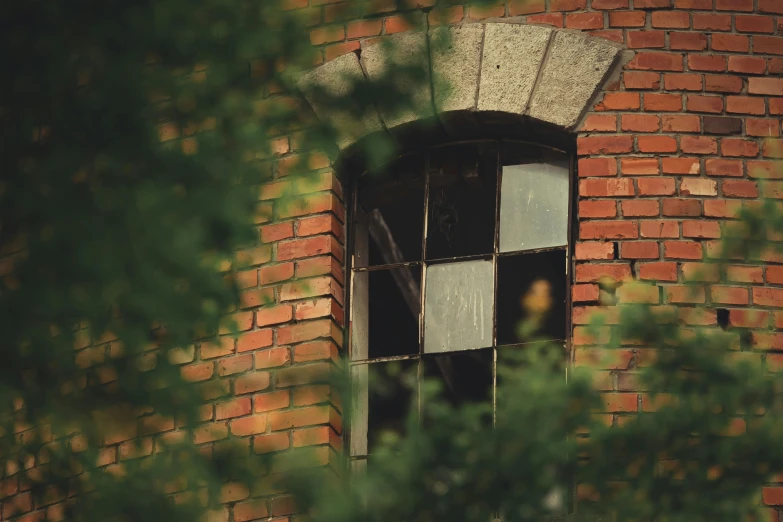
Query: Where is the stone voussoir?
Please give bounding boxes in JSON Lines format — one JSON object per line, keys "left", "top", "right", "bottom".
{"left": 297, "top": 52, "right": 385, "bottom": 151}
{"left": 528, "top": 30, "right": 621, "bottom": 129}
{"left": 430, "top": 23, "right": 484, "bottom": 114}
{"left": 360, "top": 32, "right": 434, "bottom": 130}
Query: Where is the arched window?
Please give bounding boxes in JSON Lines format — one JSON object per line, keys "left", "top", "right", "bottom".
{"left": 347, "top": 139, "right": 573, "bottom": 464}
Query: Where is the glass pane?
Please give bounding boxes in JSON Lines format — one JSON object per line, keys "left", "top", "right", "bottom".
{"left": 499, "top": 160, "right": 570, "bottom": 253}
{"left": 352, "top": 266, "right": 421, "bottom": 361}
{"left": 496, "top": 250, "right": 567, "bottom": 346}
{"left": 426, "top": 142, "right": 498, "bottom": 259}
{"left": 350, "top": 360, "right": 417, "bottom": 456}
{"left": 423, "top": 348, "right": 493, "bottom": 406}
{"left": 357, "top": 153, "right": 425, "bottom": 267}
{"left": 423, "top": 260, "right": 494, "bottom": 353}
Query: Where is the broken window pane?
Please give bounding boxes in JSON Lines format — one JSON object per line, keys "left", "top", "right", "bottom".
{"left": 351, "top": 265, "right": 421, "bottom": 361}
{"left": 423, "top": 260, "right": 494, "bottom": 353}
{"left": 357, "top": 153, "right": 426, "bottom": 267}
{"left": 426, "top": 142, "right": 498, "bottom": 260}
{"left": 350, "top": 360, "right": 417, "bottom": 457}
{"left": 499, "top": 159, "right": 570, "bottom": 253}
{"left": 496, "top": 249, "right": 567, "bottom": 346}
{"left": 422, "top": 348, "right": 493, "bottom": 427}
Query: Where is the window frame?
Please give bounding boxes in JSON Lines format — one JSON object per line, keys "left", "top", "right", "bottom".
{"left": 343, "top": 138, "right": 576, "bottom": 463}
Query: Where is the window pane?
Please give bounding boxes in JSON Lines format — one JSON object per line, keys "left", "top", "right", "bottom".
{"left": 496, "top": 249, "right": 567, "bottom": 346}
{"left": 426, "top": 142, "right": 498, "bottom": 259}
{"left": 423, "top": 348, "right": 493, "bottom": 427}
{"left": 350, "top": 360, "right": 417, "bottom": 457}
{"left": 351, "top": 266, "right": 421, "bottom": 361}
{"left": 499, "top": 160, "right": 570, "bottom": 253}
{"left": 356, "top": 153, "right": 425, "bottom": 267}
{"left": 423, "top": 260, "right": 494, "bottom": 353}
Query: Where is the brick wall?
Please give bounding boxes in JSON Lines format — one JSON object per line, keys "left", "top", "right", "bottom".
{"left": 280, "top": 0, "right": 782, "bottom": 517}
{"left": 7, "top": 0, "right": 783, "bottom": 521}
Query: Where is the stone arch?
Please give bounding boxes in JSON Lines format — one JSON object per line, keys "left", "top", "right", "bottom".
{"left": 297, "top": 21, "right": 628, "bottom": 155}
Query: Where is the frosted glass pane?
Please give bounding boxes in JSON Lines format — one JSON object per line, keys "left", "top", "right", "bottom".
{"left": 423, "top": 260, "right": 493, "bottom": 353}
{"left": 499, "top": 162, "right": 570, "bottom": 253}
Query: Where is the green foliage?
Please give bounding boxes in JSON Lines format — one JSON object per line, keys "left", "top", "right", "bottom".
{"left": 0, "top": 0, "right": 441, "bottom": 519}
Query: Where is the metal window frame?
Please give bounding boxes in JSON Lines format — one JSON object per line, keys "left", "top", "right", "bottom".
{"left": 343, "top": 138, "right": 576, "bottom": 465}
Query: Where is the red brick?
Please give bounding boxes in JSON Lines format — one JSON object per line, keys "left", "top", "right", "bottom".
{"left": 638, "top": 178, "right": 676, "bottom": 195}
{"left": 721, "top": 139, "right": 760, "bottom": 157}
{"left": 711, "top": 286, "right": 750, "bottom": 305}
{"left": 664, "top": 241, "right": 703, "bottom": 259}
{"left": 736, "top": 15, "right": 775, "bottom": 33}
{"left": 624, "top": 71, "right": 661, "bottom": 90}
{"left": 640, "top": 220, "right": 680, "bottom": 238}
{"left": 596, "top": 92, "right": 641, "bottom": 110}
{"left": 230, "top": 415, "right": 268, "bottom": 437}
{"left": 651, "top": 11, "right": 689, "bottom": 28}
{"left": 609, "top": 10, "right": 647, "bottom": 27}
{"left": 310, "top": 25, "right": 345, "bottom": 46}
{"left": 575, "top": 263, "right": 633, "bottom": 282}
{"left": 277, "top": 319, "right": 336, "bottom": 345}
{"left": 681, "top": 136, "right": 718, "bottom": 155}
{"left": 727, "top": 265, "right": 764, "bottom": 283}
{"left": 693, "top": 13, "right": 732, "bottom": 31}
{"left": 711, "top": 34, "right": 749, "bottom": 53}
{"left": 664, "top": 158, "right": 701, "bottom": 175}
{"left": 237, "top": 330, "right": 273, "bottom": 352}
{"left": 582, "top": 114, "right": 618, "bottom": 132}
{"left": 527, "top": 13, "right": 565, "bottom": 27}
{"left": 705, "top": 74, "right": 743, "bottom": 93}
{"left": 575, "top": 242, "right": 615, "bottom": 260}
{"left": 234, "top": 372, "right": 271, "bottom": 394}
{"left": 254, "top": 432, "right": 291, "bottom": 454}
{"left": 580, "top": 200, "right": 618, "bottom": 218}
{"left": 254, "top": 346, "right": 292, "bottom": 368}
{"left": 621, "top": 114, "right": 660, "bottom": 132}
{"left": 704, "top": 199, "right": 742, "bottom": 218}
{"left": 747, "top": 119, "right": 781, "bottom": 137}
{"left": 578, "top": 157, "right": 618, "bottom": 177}
{"left": 621, "top": 241, "right": 660, "bottom": 259}
{"left": 621, "top": 157, "right": 659, "bottom": 175}
{"left": 580, "top": 221, "right": 639, "bottom": 239}
{"left": 580, "top": 178, "right": 635, "bottom": 197}
{"left": 254, "top": 390, "right": 291, "bottom": 412}
{"left": 728, "top": 56, "right": 767, "bottom": 74}
{"left": 638, "top": 136, "right": 677, "bottom": 153}
{"left": 566, "top": 12, "right": 604, "bottom": 29}
{"left": 715, "top": 0, "right": 753, "bottom": 10}
{"left": 755, "top": 37, "right": 783, "bottom": 56}
{"left": 259, "top": 263, "right": 294, "bottom": 285}
{"left": 603, "top": 393, "right": 638, "bottom": 413}
{"left": 297, "top": 213, "right": 343, "bottom": 240}
{"left": 269, "top": 406, "right": 333, "bottom": 431}
{"left": 663, "top": 198, "right": 702, "bottom": 216}
{"left": 260, "top": 223, "right": 293, "bottom": 245}
{"left": 722, "top": 180, "right": 759, "bottom": 198}
{"left": 324, "top": 41, "right": 359, "bottom": 61}
{"left": 234, "top": 500, "right": 270, "bottom": 522}
{"left": 622, "top": 200, "right": 660, "bottom": 216}
{"left": 347, "top": 20, "right": 382, "bottom": 39}
{"left": 644, "top": 93, "right": 683, "bottom": 111}
{"left": 573, "top": 284, "right": 600, "bottom": 302}
{"left": 664, "top": 73, "right": 703, "bottom": 91}
{"left": 726, "top": 96, "right": 766, "bottom": 115}
{"left": 729, "top": 309, "right": 770, "bottom": 328}
{"left": 277, "top": 236, "right": 338, "bottom": 261}
{"left": 765, "top": 139, "right": 783, "bottom": 158}
{"left": 748, "top": 160, "right": 783, "bottom": 179}
{"left": 754, "top": 287, "right": 783, "bottom": 307}
{"left": 578, "top": 136, "right": 635, "bottom": 155}
{"left": 682, "top": 220, "right": 721, "bottom": 238}
{"left": 508, "top": 0, "right": 545, "bottom": 14}
{"left": 706, "top": 159, "right": 744, "bottom": 177}
{"left": 670, "top": 32, "right": 708, "bottom": 51}
{"left": 687, "top": 95, "right": 723, "bottom": 113}
{"left": 627, "top": 31, "right": 665, "bottom": 49}
{"left": 216, "top": 397, "right": 252, "bottom": 420}
{"left": 687, "top": 54, "right": 727, "bottom": 72}
{"left": 661, "top": 116, "right": 700, "bottom": 135}
{"left": 760, "top": 0, "right": 783, "bottom": 13}
{"left": 628, "top": 52, "right": 684, "bottom": 71}
{"left": 193, "top": 422, "right": 229, "bottom": 444}
{"left": 666, "top": 285, "right": 706, "bottom": 304}
{"left": 749, "top": 78, "right": 783, "bottom": 96}
{"left": 639, "top": 261, "right": 678, "bottom": 281}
